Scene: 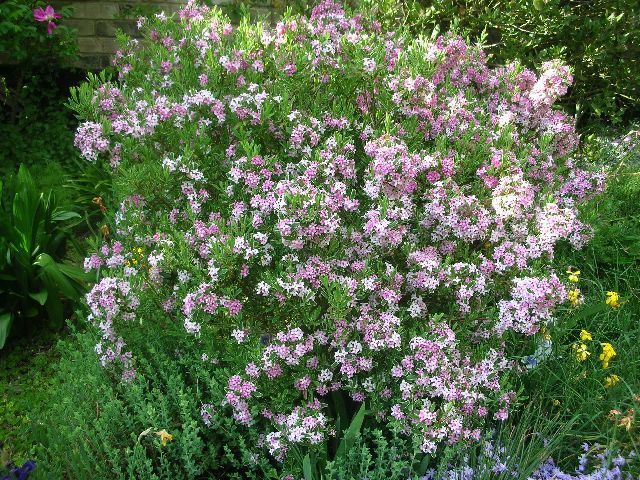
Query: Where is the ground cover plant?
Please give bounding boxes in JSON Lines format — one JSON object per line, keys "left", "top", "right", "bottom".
{"left": 0, "top": 332, "right": 61, "bottom": 471}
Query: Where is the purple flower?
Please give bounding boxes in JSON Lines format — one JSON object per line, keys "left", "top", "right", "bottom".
{"left": 33, "top": 5, "right": 62, "bottom": 35}
{"left": 1, "top": 460, "right": 36, "bottom": 480}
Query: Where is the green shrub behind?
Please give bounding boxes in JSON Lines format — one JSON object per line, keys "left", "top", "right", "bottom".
{"left": 363, "top": 0, "right": 640, "bottom": 125}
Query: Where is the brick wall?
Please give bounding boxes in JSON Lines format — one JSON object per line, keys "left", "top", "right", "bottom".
{"left": 49, "top": 1, "right": 281, "bottom": 69}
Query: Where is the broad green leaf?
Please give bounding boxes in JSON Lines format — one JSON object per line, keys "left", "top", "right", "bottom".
{"left": 416, "top": 454, "right": 431, "bottom": 475}
{"left": 52, "top": 210, "right": 82, "bottom": 222}
{"left": 35, "top": 253, "right": 81, "bottom": 300}
{"left": 28, "top": 289, "right": 48, "bottom": 306}
{"left": 0, "top": 312, "right": 12, "bottom": 349}
{"left": 12, "top": 165, "right": 41, "bottom": 255}
{"left": 45, "top": 292, "right": 64, "bottom": 329}
{"left": 57, "top": 263, "right": 91, "bottom": 284}
{"left": 303, "top": 454, "right": 314, "bottom": 480}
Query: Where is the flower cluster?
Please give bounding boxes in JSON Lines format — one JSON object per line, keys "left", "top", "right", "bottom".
{"left": 0, "top": 460, "right": 37, "bottom": 480}
{"left": 606, "top": 291, "right": 622, "bottom": 309}
{"left": 420, "top": 440, "right": 637, "bottom": 480}
{"left": 77, "top": 0, "right": 604, "bottom": 462}
{"left": 571, "top": 328, "right": 621, "bottom": 389}
{"left": 600, "top": 342, "right": 617, "bottom": 369}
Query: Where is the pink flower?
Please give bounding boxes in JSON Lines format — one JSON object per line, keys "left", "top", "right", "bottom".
{"left": 33, "top": 5, "right": 62, "bottom": 35}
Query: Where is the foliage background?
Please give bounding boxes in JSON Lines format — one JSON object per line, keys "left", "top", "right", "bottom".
{"left": 358, "top": 0, "right": 640, "bottom": 126}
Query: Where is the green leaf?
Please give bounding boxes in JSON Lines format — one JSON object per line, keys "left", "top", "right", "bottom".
{"left": 45, "top": 291, "right": 64, "bottom": 329}
{"left": 11, "top": 165, "right": 46, "bottom": 258}
{"left": 303, "top": 454, "right": 314, "bottom": 480}
{"left": 35, "top": 253, "right": 82, "bottom": 299}
{"left": 416, "top": 454, "right": 431, "bottom": 475}
{"left": 52, "top": 210, "right": 82, "bottom": 222}
{"left": 28, "top": 289, "right": 48, "bottom": 306}
{"left": 430, "top": 24, "right": 440, "bottom": 40}
{"left": 0, "top": 312, "right": 12, "bottom": 349}
{"left": 573, "top": 302, "right": 608, "bottom": 321}
{"left": 336, "top": 402, "right": 366, "bottom": 459}
{"left": 533, "top": 0, "right": 544, "bottom": 10}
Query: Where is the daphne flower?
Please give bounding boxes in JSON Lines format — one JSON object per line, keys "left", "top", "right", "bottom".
{"left": 33, "top": 5, "right": 62, "bottom": 35}
{"left": 363, "top": 58, "right": 376, "bottom": 73}
{"left": 231, "top": 329, "right": 247, "bottom": 343}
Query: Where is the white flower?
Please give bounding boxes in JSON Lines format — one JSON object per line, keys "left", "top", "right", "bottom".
{"left": 231, "top": 329, "right": 247, "bottom": 343}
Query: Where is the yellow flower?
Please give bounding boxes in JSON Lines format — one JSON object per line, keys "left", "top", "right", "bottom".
{"left": 568, "top": 289, "right": 581, "bottom": 306}
{"left": 136, "top": 247, "right": 143, "bottom": 254}
{"left": 540, "top": 326, "right": 552, "bottom": 340}
{"left": 599, "top": 342, "right": 617, "bottom": 368}
{"left": 579, "top": 329, "right": 592, "bottom": 342}
{"left": 606, "top": 291, "right": 621, "bottom": 308}
{"left": 573, "top": 342, "right": 590, "bottom": 362}
{"left": 155, "top": 429, "right": 173, "bottom": 446}
{"left": 618, "top": 415, "right": 633, "bottom": 431}
{"left": 604, "top": 374, "right": 620, "bottom": 389}
{"left": 552, "top": 399, "right": 561, "bottom": 406}
{"left": 566, "top": 269, "right": 581, "bottom": 283}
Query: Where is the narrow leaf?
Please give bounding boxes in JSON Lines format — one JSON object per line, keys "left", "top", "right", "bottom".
{"left": 336, "top": 402, "right": 366, "bottom": 458}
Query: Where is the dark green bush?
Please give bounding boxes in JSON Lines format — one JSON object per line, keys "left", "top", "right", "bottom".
{"left": 361, "top": 0, "right": 640, "bottom": 125}
{"left": 0, "top": 0, "right": 81, "bottom": 181}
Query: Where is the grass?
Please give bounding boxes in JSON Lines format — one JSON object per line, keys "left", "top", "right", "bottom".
{"left": 0, "top": 331, "right": 62, "bottom": 469}
{"left": 519, "top": 153, "right": 640, "bottom": 471}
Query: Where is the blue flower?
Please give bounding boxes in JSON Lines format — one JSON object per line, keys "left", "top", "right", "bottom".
{"left": 1, "top": 460, "right": 36, "bottom": 480}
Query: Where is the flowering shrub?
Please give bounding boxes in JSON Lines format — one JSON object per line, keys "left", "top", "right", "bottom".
{"left": 74, "top": 0, "right": 605, "bottom": 468}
